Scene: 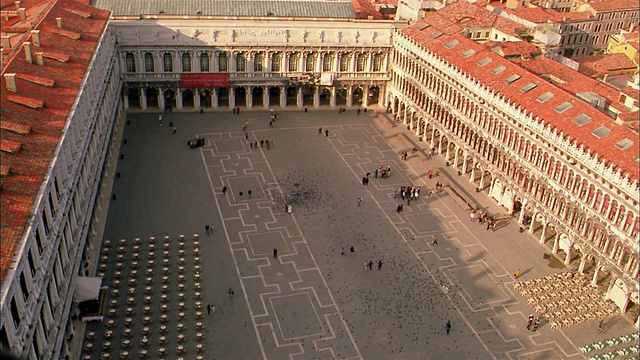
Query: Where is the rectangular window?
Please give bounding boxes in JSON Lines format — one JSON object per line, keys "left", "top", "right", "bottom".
{"left": 144, "top": 53, "right": 154, "bottom": 72}
{"left": 200, "top": 53, "right": 209, "bottom": 72}
{"left": 323, "top": 54, "right": 332, "bottom": 71}
{"left": 288, "top": 55, "right": 297, "bottom": 72}
{"left": 305, "top": 55, "right": 314, "bottom": 72}
{"left": 163, "top": 53, "right": 173, "bottom": 72}
{"left": 125, "top": 54, "right": 135, "bottom": 72}
{"left": 271, "top": 54, "right": 280, "bottom": 72}
{"left": 339, "top": 55, "right": 348, "bottom": 72}
{"left": 41, "top": 209, "right": 49, "bottom": 235}
{"left": 356, "top": 55, "right": 365, "bottom": 72}
{"left": 236, "top": 54, "right": 245, "bottom": 72}
{"left": 372, "top": 55, "right": 382, "bottom": 72}
{"left": 218, "top": 54, "right": 228, "bottom": 72}
{"left": 254, "top": 53, "right": 263, "bottom": 72}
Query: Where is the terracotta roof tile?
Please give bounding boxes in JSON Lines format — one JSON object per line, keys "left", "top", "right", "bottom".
{"left": 0, "top": 0, "right": 110, "bottom": 283}
{"left": 585, "top": 0, "right": 639, "bottom": 11}
{"left": 402, "top": 25, "right": 639, "bottom": 184}
{"left": 574, "top": 53, "right": 638, "bottom": 77}
{"left": 351, "top": 0, "right": 385, "bottom": 19}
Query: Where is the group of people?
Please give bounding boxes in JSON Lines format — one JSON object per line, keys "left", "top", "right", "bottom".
{"left": 364, "top": 259, "right": 382, "bottom": 271}
{"left": 396, "top": 185, "right": 422, "bottom": 200}
{"left": 249, "top": 139, "right": 274, "bottom": 150}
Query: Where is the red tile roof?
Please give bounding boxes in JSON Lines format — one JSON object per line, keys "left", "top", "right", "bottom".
{"left": 351, "top": 0, "right": 386, "bottom": 20}
{"left": 0, "top": 0, "right": 110, "bottom": 283}
{"left": 574, "top": 53, "right": 638, "bottom": 77}
{"left": 490, "top": 2, "right": 563, "bottom": 23}
{"left": 584, "top": 0, "right": 639, "bottom": 12}
{"left": 513, "top": 57, "right": 627, "bottom": 112}
{"left": 487, "top": 40, "right": 541, "bottom": 59}
{"left": 402, "top": 22, "right": 639, "bottom": 185}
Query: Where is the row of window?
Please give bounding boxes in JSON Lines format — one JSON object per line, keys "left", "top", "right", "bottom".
{"left": 124, "top": 51, "right": 385, "bottom": 74}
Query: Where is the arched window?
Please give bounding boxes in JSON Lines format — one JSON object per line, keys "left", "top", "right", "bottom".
{"left": 339, "top": 53, "right": 349, "bottom": 72}
{"left": 163, "top": 53, "right": 173, "bottom": 72}
{"left": 218, "top": 52, "right": 228, "bottom": 72}
{"left": 322, "top": 53, "right": 333, "bottom": 71}
{"left": 125, "top": 52, "right": 136, "bottom": 72}
{"left": 236, "top": 53, "right": 246, "bottom": 72}
{"left": 200, "top": 53, "right": 209, "bottom": 72}
{"left": 288, "top": 53, "right": 297, "bottom": 72}
{"left": 356, "top": 53, "right": 366, "bottom": 72}
{"left": 182, "top": 52, "right": 192, "bottom": 72}
{"left": 271, "top": 53, "right": 280, "bottom": 72}
{"left": 144, "top": 52, "right": 154, "bottom": 72}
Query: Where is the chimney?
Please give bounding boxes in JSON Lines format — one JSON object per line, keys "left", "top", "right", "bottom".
{"left": 19, "top": 8, "right": 26, "bottom": 21}
{"left": 15, "top": 1, "right": 20, "bottom": 11}
{"left": 35, "top": 52, "right": 44, "bottom": 65}
{"left": 56, "top": 17, "right": 62, "bottom": 29}
{"left": 2, "top": 35, "right": 10, "bottom": 49}
{"left": 5, "top": 73, "right": 17, "bottom": 92}
{"left": 24, "top": 41, "right": 32, "bottom": 63}
{"left": 31, "top": 30, "right": 41, "bottom": 47}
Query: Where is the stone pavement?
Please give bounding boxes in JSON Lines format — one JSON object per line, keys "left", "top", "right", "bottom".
{"left": 84, "top": 107, "right": 637, "bottom": 360}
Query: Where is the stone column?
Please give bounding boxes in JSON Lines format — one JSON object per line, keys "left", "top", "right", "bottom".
{"left": 313, "top": 86, "right": 320, "bottom": 108}
{"left": 212, "top": 89, "right": 218, "bottom": 108}
{"left": 229, "top": 87, "right": 236, "bottom": 109}
{"left": 265, "top": 52, "right": 272, "bottom": 74}
{"left": 363, "top": 86, "right": 370, "bottom": 107}
{"left": 279, "top": 86, "right": 286, "bottom": 108}
{"left": 591, "top": 266, "right": 600, "bottom": 287}
{"left": 518, "top": 198, "right": 527, "bottom": 224}
{"left": 246, "top": 86, "right": 253, "bottom": 108}
{"left": 194, "top": 89, "right": 201, "bottom": 109}
{"left": 123, "top": 90, "right": 129, "bottom": 109}
{"left": 140, "top": 88, "right": 147, "bottom": 110}
{"left": 213, "top": 52, "right": 220, "bottom": 72}
{"left": 578, "top": 255, "right": 588, "bottom": 274}
{"left": 539, "top": 223, "right": 547, "bottom": 244}
{"left": 330, "top": 87, "right": 337, "bottom": 108}
{"left": 263, "top": 86, "right": 269, "bottom": 108}
{"left": 564, "top": 241, "right": 573, "bottom": 265}
{"left": 158, "top": 88, "right": 165, "bottom": 110}
{"left": 296, "top": 86, "right": 303, "bottom": 108}
{"left": 346, "top": 86, "right": 354, "bottom": 107}
{"left": 552, "top": 233, "right": 560, "bottom": 254}
{"left": 176, "top": 88, "right": 183, "bottom": 109}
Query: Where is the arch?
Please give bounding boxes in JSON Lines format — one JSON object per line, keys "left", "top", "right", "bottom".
{"left": 182, "top": 88, "right": 195, "bottom": 107}
{"left": 234, "top": 86, "right": 247, "bottom": 106}
{"left": 146, "top": 87, "right": 158, "bottom": 108}
{"left": 199, "top": 89, "right": 211, "bottom": 108}
{"left": 252, "top": 86, "right": 264, "bottom": 107}
{"left": 163, "top": 88, "right": 176, "bottom": 109}
{"left": 126, "top": 86, "right": 140, "bottom": 108}
{"left": 353, "top": 87, "right": 364, "bottom": 106}
{"left": 268, "top": 86, "right": 281, "bottom": 107}
{"left": 368, "top": 86, "right": 380, "bottom": 105}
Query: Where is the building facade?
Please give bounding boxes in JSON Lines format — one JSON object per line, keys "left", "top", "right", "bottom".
{"left": 0, "top": 1, "right": 120, "bottom": 359}
{"left": 114, "top": 18, "right": 401, "bottom": 112}
{"left": 388, "top": 24, "right": 639, "bottom": 325}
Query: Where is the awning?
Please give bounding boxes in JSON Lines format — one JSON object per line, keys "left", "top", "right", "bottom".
{"left": 74, "top": 277, "right": 102, "bottom": 302}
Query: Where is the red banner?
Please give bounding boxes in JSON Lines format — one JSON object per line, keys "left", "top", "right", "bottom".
{"left": 180, "top": 73, "right": 229, "bottom": 88}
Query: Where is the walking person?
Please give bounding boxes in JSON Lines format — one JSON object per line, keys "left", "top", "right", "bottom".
{"left": 228, "top": 288, "right": 235, "bottom": 299}
{"left": 325, "top": 129, "right": 329, "bottom": 137}
{"left": 173, "top": 126, "right": 177, "bottom": 135}
{"left": 205, "top": 224, "right": 210, "bottom": 236}
{"left": 357, "top": 197, "right": 362, "bottom": 207}
{"left": 364, "top": 261, "right": 369, "bottom": 271}
{"left": 377, "top": 260, "right": 382, "bottom": 270}
{"left": 222, "top": 186, "right": 227, "bottom": 194}
{"left": 207, "top": 304, "right": 212, "bottom": 314}
{"left": 432, "top": 236, "right": 438, "bottom": 245}
{"left": 248, "top": 190, "right": 252, "bottom": 199}
{"left": 273, "top": 248, "right": 278, "bottom": 258}
{"left": 598, "top": 319, "right": 604, "bottom": 332}
{"left": 318, "top": 128, "right": 322, "bottom": 134}
{"left": 526, "top": 315, "right": 534, "bottom": 330}
{"left": 341, "top": 247, "right": 345, "bottom": 256}
{"left": 514, "top": 268, "right": 521, "bottom": 279}
{"left": 350, "top": 246, "right": 354, "bottom": 256}
{"left": 445, "top": 320, "right": 451, "bottom": 334}
{"left": 159, "top": 115, "right": 163, "bottom": 126}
